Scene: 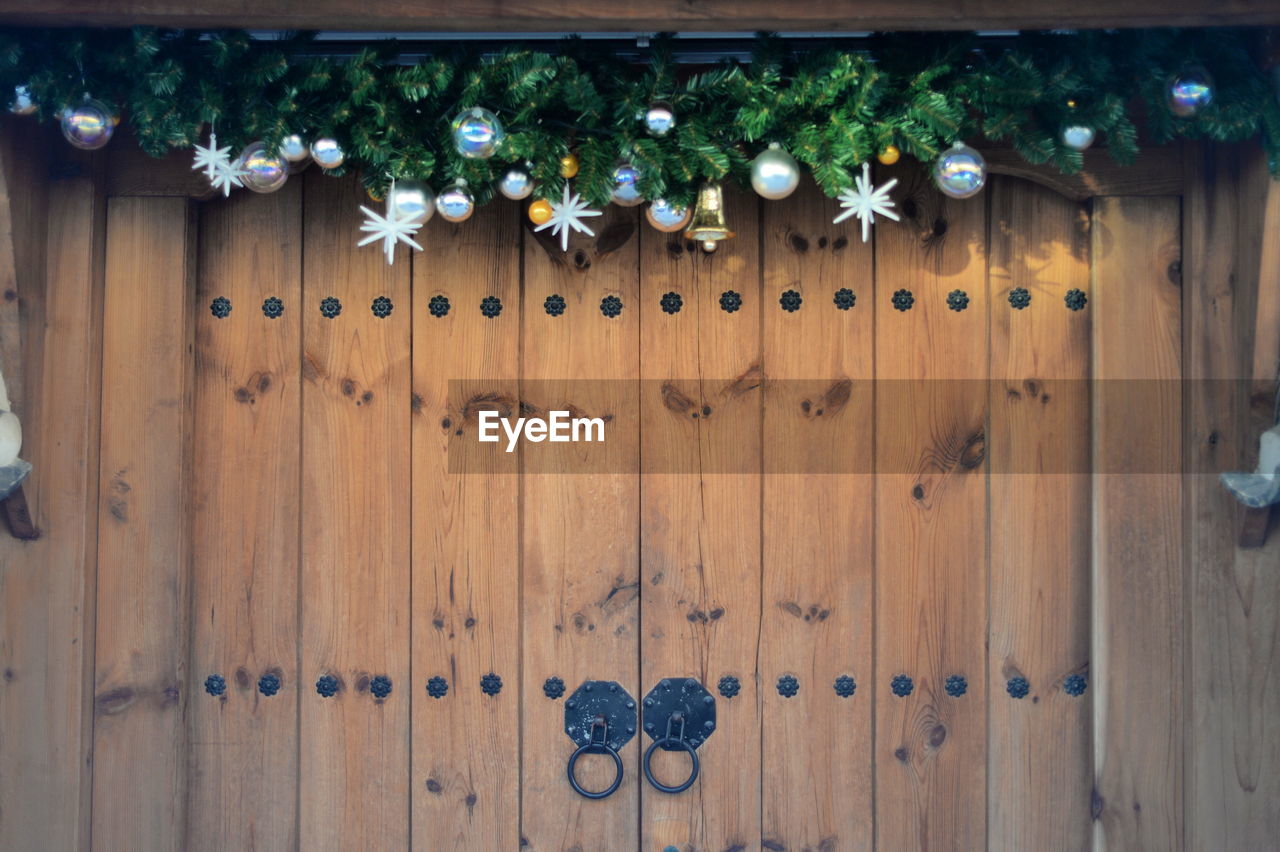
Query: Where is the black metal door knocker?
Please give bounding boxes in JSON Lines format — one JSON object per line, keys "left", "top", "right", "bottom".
{"left": 641, "top": 678, "right": 715, "bottom": 795}
{"left": 563, "top": 680, "right": 635, "bottom": 800}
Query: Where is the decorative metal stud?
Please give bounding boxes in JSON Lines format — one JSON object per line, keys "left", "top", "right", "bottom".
{"left": 426, "top": 676, "right": 449, "bottom": 699}
{"left": 776, "top": 674, "right": 799, "bottom": 698}
{"left": 210, "top": 296, "right": 232, "bottom": 319}
{"left": 370, "top": 675, "right": 392, "bottom": 699}
{"left": 262, "top": 296, "right": 284, "bottom": 319}
{"left": 600, "top": 295, "right": 623, "bottom": 318}
{"left": 833, "top": 288, "right": 856, "bottom": 311}
{"left": 946, "top": 289, "right": 969, "bottom": 312}
{"left": 315, "top": 674, "right": 339, "bottom": 698}
{"left": 544, "top": 294, "right": 566, "bottom": 317}
{"left": 891, "top": 674, "right": 914, "bottom": 697}
{"left": 428, "top": 294, "right": 451, "bottom": 317}
{"left": 945, "top": 674, "right": 968, "bottom": 697}
{"left": 779, "top": 289, "right": 803, "bottom": 313}
{"left": 717, "top": 675, "right": 740, "bottom": 699}
{"left": 204, "top": 674, "right": 226, "bottom": 697}
{"left": 258, "top": 672, "right": 281, "bottom": 697}
{"left": 1009, "top": 287, "right": 1031, "bottom": 310}
{"left": 660, "top": 291, "right": 683, "bottom": 315}
{"left": 543, "top": 676, "right": 566, "bottom": 699}
{"left": 480, "top": 672, "right": 503, "bottom": 696}
{"left": 719, "top": 290, "right": 742, "bottom": 313}
{"left": 1065, "top": 289, "right": 1088, "bottom": 311}
{"left": 891, "top": 289, "right": 914, "bottom": 312}
{"left": 1007, "top": 676, "right": 1030, "bottom": 699}
{"left": 1063, "top": 674, "right": 1088, "bottom": 697}
{"left": 371, "top": 295, "right": 393, "bottom": 318}
{"left": 480, "top": 296, "right": 502, "bottom": 318}
{"left": 834, "top": 675, "right": 857, "bottom": 698}
{"left": 319, "top": 296, "right": 342, "bottom": 319}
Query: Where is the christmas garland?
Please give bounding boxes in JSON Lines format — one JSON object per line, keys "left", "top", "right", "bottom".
{"left": 1, "top": 27, "right": 1278, "bottom": 211}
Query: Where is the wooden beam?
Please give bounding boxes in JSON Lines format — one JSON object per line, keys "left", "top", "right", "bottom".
{"left": 1, "top": 0, "right": 1278, "bottom": 31}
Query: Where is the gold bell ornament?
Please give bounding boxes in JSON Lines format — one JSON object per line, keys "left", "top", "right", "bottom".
{"left": 683, "top": 182, "right": 734, "bottom": 252}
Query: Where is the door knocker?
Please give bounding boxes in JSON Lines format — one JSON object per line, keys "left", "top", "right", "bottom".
{"left": 641, "top": 678, "right": 715, "bottom": 795}
{"left": 563, "top": 680, "right": 635, "bottom": 800}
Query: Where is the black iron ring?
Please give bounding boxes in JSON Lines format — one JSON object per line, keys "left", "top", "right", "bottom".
{"left": 566, "top": 741, "right": 625, "bottom": 800}
{"left": 642, "top": 735, "right": 699, "bottom": 794}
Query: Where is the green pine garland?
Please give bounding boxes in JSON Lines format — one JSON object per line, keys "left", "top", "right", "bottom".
{"left": 1, "top": 27, "right": 1277, "bottom": 208}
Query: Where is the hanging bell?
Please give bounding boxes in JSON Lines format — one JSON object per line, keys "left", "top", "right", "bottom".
{"left": 683, "top": 182, "right": 734, "bottom": 252}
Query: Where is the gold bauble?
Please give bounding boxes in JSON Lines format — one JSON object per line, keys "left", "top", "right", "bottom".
{"left": 559, "top": 153, "right": 579, "bottom": 179}
{"left": 528, "top": 199, "right": 554, "bottom": 225}
{"left": 877, "top": 145, "right": 901, "bottom": 165}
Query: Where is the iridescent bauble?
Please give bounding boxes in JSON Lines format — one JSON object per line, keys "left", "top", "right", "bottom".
{"left": 528, "top": 199, "right": 553, "bottom": 225}
{"left": 877, "top": 145, "right": 900, "bottom": 165}
{"left": 750, "top": 144, "right": 800, "bottom": 200}
{"left": 559, "top": 153, "right": 579, "bottom": 179}
{"left": 645, "top": 199, "right": 691, "bottom": 232}
{"left": 238, "top": 141, "right": 289, "bottom": 193}
{"left": 1167, "top": 66, "right": 1215, "bottom": 118}
{"left": 59, "top": 97, "right": 117, "bottom": 150}
{"left": 436, "top": 181, "right": 475, "bottom": 223}
{"left": 310, "top": 137, "right": 345, "bottom": 169}
{"left": 643, "top": 101, "right": 676, "bottom": 137}
{"left": 9, "top": 85, "right": 35, "bottom": 116}
{"left": 498, "top": 166, "right": 534, "bottom": 200}
{"left": 1061, "top": 125, "right": 1096, "bottom": 152}
{"left": 451, "top": 107, "right": 504, "bottom": 159}
{"left": 610, "top": 163, "right": 644, "bottom": 207}
{"left": 387, "top": 179, "right": 434, "bottom": 225}
{"left": 278, "top": 134, "right": 310, "bottom": 163}
{"left": 933, "top": 142, "right": 986, "bottom": 199}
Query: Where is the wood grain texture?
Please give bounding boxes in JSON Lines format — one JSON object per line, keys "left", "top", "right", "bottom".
{"left": 983, "top": 144, "right": 1182, "bottom": 202}
{"left": 520, "top": 207, "right": 640, "bottom": 850}
{"left": 638, "top": 186, "right": 762, "bottom": 851}
{"left": 299, "top": 172, "right": 411, "bottom": 849}
{"left": 760, "top": 183, "right": 874, "bottom": 850}
{"left": 411, "top": 200, "right": 521, "bottom": 850}
{"left": 92, "top": 196, "right": 196, "bottom": 851}
{"left": 1091, "top": 196, "right": 1183, "bottom": 850}
{"left": 188, "top": 183, "right": 301, "bottom": 850}
{"left": 874, "top": 163, "right": 988, "bottom": 852}
{"left": 987, "top": 176, "right": 1092, "bottom": 849}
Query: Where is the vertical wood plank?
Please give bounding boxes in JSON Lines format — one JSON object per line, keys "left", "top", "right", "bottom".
{"left": 639, "top": 187, "right": 762, "bottom": 850}
{"left": 92, "top": 196, "right": 196, "bottom": 850}
{"left": 987, "top": 176, "right": 1092, "bottom": 848}
{"left": 520, "top": 208, "right": 640, "bottom": 849}
{"left": 188, "top": 184, "right": 302, "bottom": 850}
{"left": 761, "top": 182, "right": 875, "bottom": 850}
{"left": 1091, "top": 195, "right": 1182, "bottom": 850}
{"left": 873, "top": 165, "right": 988, "bottom": 851}
{"left": 412, "top": 201, "right": 521, "bottom": 849}
{"left": 299, "top": 172, "right": 411, "bottom": 848}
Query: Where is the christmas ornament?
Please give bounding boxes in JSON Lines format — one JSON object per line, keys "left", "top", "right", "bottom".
{"left": 498, "top": 166, "right": 534, "bottom": 200}
{"left": 528, "top": 199, "right": 554, "bottom": 225}
{"left": 59, "top": 97, "right": 117, "bottom": 150}
{"left": 610, "top": 162, "right": 643, "bottom": 207}
{"left": 238, "top": 142, "right": 289, "bottom": 194}
{"left": 933, "top": 142, "right": 987, "bottom": 199}
{"left": 1167, "top": 66, "right": 1215, "bottom": 117}
{"left": 684, "top": 182, "right": 734, "bottom": 252}
{"left": 877, "top": 145, "right": 900, "bottom": 165}
{"left": 451, "top": 107, "right": 505, "bottom": 159}
{"left": 645, "top": 199, "right": 691, "bottom": 232}
{"left": 358, "top": 182, "right": 425, "bottom": 265}
{"left": 191, "top": 131, "right": 233, "bottom": 181}
{"left": 9, "top": 85, "right": 35, "bottom": 116}
{"left": 559, "top": 153, "right": 579, "bottom": 179}
{"left": 1061, "top": 125, "right": 1096, "bottom": 152}
{"left": 310, "top": 137, "right": 345, "bottom": 169}
{"left": 643, "top": 101, "right": 676, "bottom": 137}
{"left": 534, "top": 182, "right": 603, "bottom": 252}
{"left": 278, "top": 134, "right": 309, "bottom": 164}
{"left": 833, "top": 162, "right": 900, "bottom": 242}
{"left": 436, "top": 180, "right": 475, "bottom": 223}
{"left": 750, "top": 143, "right": 800, "bottom": 200}
{"left": 386, "top": 179, "right": 435, "bottom": 226}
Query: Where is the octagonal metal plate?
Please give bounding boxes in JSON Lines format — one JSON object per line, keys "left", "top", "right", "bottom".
{"left": 642, "top": 677, "right": 716, "bottom": 751}
{"left": 563, "top": 680, "right": 636, "bottom": 751}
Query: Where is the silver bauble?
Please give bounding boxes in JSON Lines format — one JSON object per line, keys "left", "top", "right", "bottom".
{"left": 645, "top": 198, "right": 691, "bottom": 232}
{"left": 610, "top": 163, "right": 644, "bottom": 207}
{"left": 643, "top": 101, "right": 676, "bottom": 137}
{"left": 1167, "top": 66, "right": 1215, "bottom": 118}
{"left": 1061, "top": 125, "right": 1096, "bottom": 152}
{"left": 59, "top": 97, "right": 117, "bottom": 150}
{"left": 387, "top": 179, "right": 435, "bottom": 225}
{"left": 238, "top": 141, "right": 289, "bottom": 193}
{"left": 750, "top": 143, "right": 800, "bottom": 200}
{"left": 278, "top": 134, "right": 310, "bottom": 163}
{"left": 310, "top": 137, "right": 345, "bottom": 169}
{"left": 497, "top": 166, "right": 534, "bottom": 200}
{"left": 451, "top": 107, "right": 505, "bottom": 159}
{"left": 436, "top": 181, "right": 475, "bottom": 223}
{"left": 933, "top": 142, "right": 987, "bottom": 199}
{"left": 9, "top": 85, "right": 35, "bottom": 116}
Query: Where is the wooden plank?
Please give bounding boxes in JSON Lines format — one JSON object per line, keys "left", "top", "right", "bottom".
{"left": 873, "top": 162, "right": 988, "bottom": 851}
{"left": 0, "top": 138, "right": 102, "bottom": 852}
{"left": 411, "top": 200, "right": 521, "bottom": 849}
{"left": 987, "top": 175, "right": 1092, "bottom": 849}
{"left": 188, "top": 182, "right": 302, "bottom": 850}
{"left": 984, "top": 144, "right": 1183, "bottom": 202}
{"left": 638, "top": 186, "right": 762, "bottom": 850}
{"left": 92, "top": 196, "right": 196, "bottom": 850}
{"left": 520, "top": 207, "right": 640, "bottom": 849}
{"left": 1091, "top": 195, "right": 1183, "bottom": 850}
{"left": 299, "top": 171, "right": 411, "bottom": 848}
{"left": 105, "top": 129, "right": 217, "bottom": 200}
